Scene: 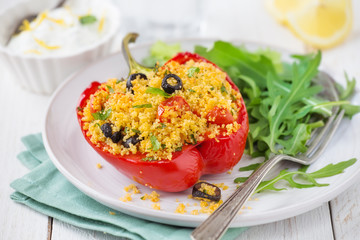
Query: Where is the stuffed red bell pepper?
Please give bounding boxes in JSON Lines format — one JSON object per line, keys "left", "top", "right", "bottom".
{"left": 77, "top": 49, "right": 248, "bottom": 192}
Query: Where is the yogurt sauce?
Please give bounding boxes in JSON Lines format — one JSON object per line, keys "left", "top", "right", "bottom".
{"left": 8, "top": 0, "right": 113, "bottom": 56}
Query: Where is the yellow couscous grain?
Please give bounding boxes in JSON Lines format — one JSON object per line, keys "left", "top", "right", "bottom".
{"left": 191, "top": 210, "right": 199, "bottom": 215}
{"left": 141, "top": 191, "right": 160, "bottom": 202}
{"left": 152, "top": 203, "right": 161, "bottom": 210}
{"left": 119, "top": 193, "right": 132, "bottom": 202}
{"left": 175, "top": 203, "right": 186, "bottom": 214}
{"left": 199, "top": 200, "right": 223, "bottom": 214}
{"left": 124, "top": 184, "right": 140, "bottom": 194}
{"left": 198, "top": 183, "right": 216, "bottom": 196}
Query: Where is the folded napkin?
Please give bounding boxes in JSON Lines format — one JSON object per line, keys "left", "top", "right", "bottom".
{"left": 10, "top": 134, "right": 246, "bottom": 240}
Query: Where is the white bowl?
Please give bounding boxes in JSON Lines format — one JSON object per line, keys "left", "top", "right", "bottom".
{"left": 0, "top": 0, "right": 120, "bottom": 94}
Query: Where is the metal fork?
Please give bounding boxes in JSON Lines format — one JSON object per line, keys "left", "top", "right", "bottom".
{"left": 191, "top": 73, "right": 345, "bottom": 240}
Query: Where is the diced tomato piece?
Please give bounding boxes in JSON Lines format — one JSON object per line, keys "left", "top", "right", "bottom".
{"left": 157, "top": 96, "right": 191, "bottom": 122}
{"left": 206, "top": 106, "right": 234, "bottom": 125}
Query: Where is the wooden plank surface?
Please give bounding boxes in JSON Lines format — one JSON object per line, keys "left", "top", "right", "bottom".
{"left": 237, "top": 203, "right": 334, "bottom": 240}
{"left": 0, "top": 63, "right": 49, "bottom": 240}
{"left": 331, "top": 183, "right": 360, "bottom": 240}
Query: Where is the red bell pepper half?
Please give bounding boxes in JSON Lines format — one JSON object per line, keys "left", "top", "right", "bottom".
{"left": 77, "top": 52, "right": 249, "bottom": 192}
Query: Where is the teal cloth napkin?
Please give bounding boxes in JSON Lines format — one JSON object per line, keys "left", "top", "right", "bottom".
{"left": 10, "top": 134, "right": 247, "bottom": 240}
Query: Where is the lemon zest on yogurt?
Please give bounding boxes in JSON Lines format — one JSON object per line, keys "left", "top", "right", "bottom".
{"left": 18, "top": 19, "right": 32, "bottom": 32}
{"left": 46, "top": 16, "right": 66, "bottom": 26}
{"left": 34, "top": 38, "right": 61, "bottom": 50}
{"left": 24, "top": 49, "right": 42, "bottom": 55}
{"left": 33, "top": 11, "right": 48, "bottom": 29}
{"left": 98, "top": 12, "right": 106, "bottom": 33}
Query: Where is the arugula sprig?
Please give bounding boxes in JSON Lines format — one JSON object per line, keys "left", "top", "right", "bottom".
{"left": 195, "top": 41, "right": 360, "bottom": 157}
{"left": 234, "top": 158, "right": 357, "bottom": 193}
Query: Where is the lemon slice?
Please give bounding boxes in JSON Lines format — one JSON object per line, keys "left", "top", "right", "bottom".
{"left": 265, "top": 0, "right": 313, "bottom": 23}
{"left": 266, "top": 0, "right": 353, "bottom": 49}
{"left": 286, "top": 0, "right": 352, "bottom": 49}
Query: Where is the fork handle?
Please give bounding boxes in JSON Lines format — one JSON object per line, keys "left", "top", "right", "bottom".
{"left": 191, "top": 154, "right": 286, "bottom": 240}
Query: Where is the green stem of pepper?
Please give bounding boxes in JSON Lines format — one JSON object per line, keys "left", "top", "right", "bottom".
{"left": 122, "top": 33, "right": 154, "bottom": 76}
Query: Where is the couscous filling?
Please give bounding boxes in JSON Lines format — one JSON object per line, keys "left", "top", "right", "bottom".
{"left": 78, "top": 59, "right": 242, "bottom": 160}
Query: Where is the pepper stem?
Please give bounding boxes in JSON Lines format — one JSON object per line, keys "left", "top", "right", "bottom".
{"left": 122, "top": 33, "right": 153, "bottom": 76}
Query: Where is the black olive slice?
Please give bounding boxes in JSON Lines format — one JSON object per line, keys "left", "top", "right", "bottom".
{"left": 161, "top": 74, "right": 183, "bottom": 94}
{"left": 101, "top": 123, "right": 124, "bottom": 143}
{"left": 126, "top": 73, "right": 147, "bottom": 92}
{"left": 110, "top": 131, "right": 123, "bottom": 143}
{"left": 100, "top": 123, "right": 112, "bottom": 138}
{"left": 122, "top": 134, "right": 141, "bottom": 148}
{"left": 192, "top": 182, "right": 221, "bottom": 202}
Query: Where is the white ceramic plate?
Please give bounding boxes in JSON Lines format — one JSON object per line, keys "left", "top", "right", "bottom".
{"left": 43, "top": 39, "right": 360, "bottom": 227}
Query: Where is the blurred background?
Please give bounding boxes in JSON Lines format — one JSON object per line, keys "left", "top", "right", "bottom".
{"left": 1, "top": 0, "right": 359, "bottom": 86}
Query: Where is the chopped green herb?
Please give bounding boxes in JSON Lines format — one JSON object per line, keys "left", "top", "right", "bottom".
{"left": 203, "top": 189, "right": 207, "bottom": 194}
{"left": 94, "top": 123, "right": 101, "bottom": 128}
{"left": 220, "top": 83, "right": 228, "bottom": 94}
{"left": 150, "top": 134, "right": 161, "bottom": 151}
{"left": 210, "top": 87, "right": 215, "bottom": 91}
{"left": 175, "top": 146, "right": 182, "bottom": 151}
{"left": 190, "top": 134, "right": 197, "bottom": 145}
{"left": 156, "top": 123, "right": 166, "bottom": 129}
{"left": 92, "top": 108, "right": 111, "bottom": 120}
{"left": 132, "top": 129, "right": 141, "bottom": 134}
{"left": 116, "top": 78, "right": 125, "bottom": 84}
{"left": 142, "top": 157, "right": 155, "bottom": 161}
{"left": 154, "top": 63, "right": 160, "bottom": 74}
{"left": 161, "top": 144, "right": 166, "bottom": 149}
{"left": 106, "top": 85, "right": 114, "bottom": 93}
{"left": 77, "top": 106, "right": 83, "bottom": 111}
{"left": 146, "top": 87, "right": 171, "bottom": 98}
{"left": 132, "top": 104, "right": 152, "bottom": 108}
{"left": 188, "top": 89, "right": 196, "bottom": 93}
{"left": 164, "top": 69, "right": 171, "bottom": 76}
{"left": 187, "top": 67, "right": 200, "bottom": 77}
{"left": 140, "top": 196, "right": 145, "bottom": 200}
{"left": 79, "top": 15, "right": 97, "bottom": 25}
{"left": 230, "top": 94, "right": 237, "bottom": 102}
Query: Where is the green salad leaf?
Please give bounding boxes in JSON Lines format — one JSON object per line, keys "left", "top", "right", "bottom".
{"left": 142, "top": 41, "right": 181, "bottom": 67}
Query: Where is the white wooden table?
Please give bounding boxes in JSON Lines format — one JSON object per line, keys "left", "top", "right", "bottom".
{"left": 1, "top": 1, "right": 359, "bottom": 239}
